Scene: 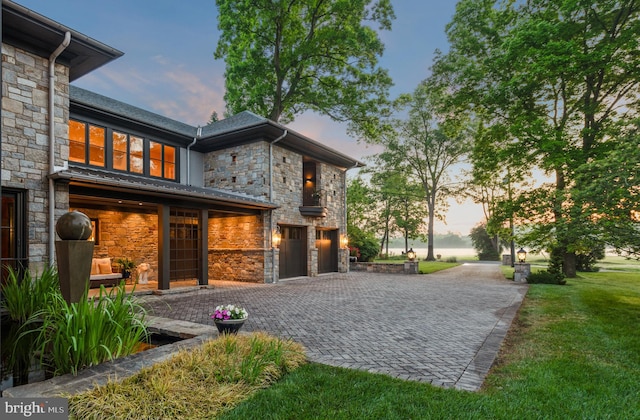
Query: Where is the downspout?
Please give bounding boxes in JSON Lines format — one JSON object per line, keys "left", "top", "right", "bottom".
{"left": 48, "top": 31, "right": 71, "bottom": 266}
{"left": 269, "top": 129, "right": 287, "bottom": 283}
{"left": 186, "top": 126, "right": 201, "bottom": 186}
{"left": 344, "top": 162, "right": 362, "bottom": 269}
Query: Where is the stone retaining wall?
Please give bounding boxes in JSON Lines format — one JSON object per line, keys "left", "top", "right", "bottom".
{"left": 349, "top": 261, "right": 419, "bottom": 275}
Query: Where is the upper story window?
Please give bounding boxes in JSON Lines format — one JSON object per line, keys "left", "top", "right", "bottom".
{"left": 69, "top": 120, "right": 106, "bottom": 167}
{"left": 150, "top": 141, "right": 176, "bottom": 179}
{"left": 113, "top": 131, "right": 144, "bottom": 174}
{"left": 69, "top": 118, "right": 177, "bottom": 181}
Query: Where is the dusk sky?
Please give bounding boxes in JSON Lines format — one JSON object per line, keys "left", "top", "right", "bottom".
{"left": 18, "top": 0, "right": 484, "bottom": 237}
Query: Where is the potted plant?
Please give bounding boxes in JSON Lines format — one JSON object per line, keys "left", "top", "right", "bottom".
{"left": 115, "top": 257, "right": 136, "bottom": 279}
{"left": 311, "top": 189, "right": 323, "bottom": 206}
{"left": 210, "top": 304, "right": 248, "bottom": 335}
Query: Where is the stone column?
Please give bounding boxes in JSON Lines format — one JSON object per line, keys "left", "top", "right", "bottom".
{"left": 514, "top": 263, "right": 531, "bottom": 282}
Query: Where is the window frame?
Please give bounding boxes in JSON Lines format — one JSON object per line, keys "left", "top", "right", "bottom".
{"left": 69, "top": 117, "right": 179, "bottom": 182}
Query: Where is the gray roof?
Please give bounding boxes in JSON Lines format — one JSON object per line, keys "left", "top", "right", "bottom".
{"left": 199, "top": 111, "right": 267, "bottom": 137}
{"left": 71, "top": 86, "right": 195, "bottom": 139}
{"left": 51, "top": 166, "right": 277, "bottom": 211}
{"left": 2, "top": 0, "right": 123, "bottom": 81}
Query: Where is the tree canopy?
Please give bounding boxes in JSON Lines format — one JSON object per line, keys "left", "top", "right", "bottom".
{"left": 433, "top": 0, "right": 640, "bottom": 275}
{"left": 214, "top": 0, "right": 395, "bottom": 134}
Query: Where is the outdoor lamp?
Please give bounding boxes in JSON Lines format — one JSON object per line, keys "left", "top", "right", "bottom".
{"left": 407, "top": 248, "right": 416, "bottom": 261}
{"left": 272, "top": 227, "right": 282, "bottom": 248}
{"left": 340, "top": 234, "right": 349, "bottom": 249}
{"left": 517, "top": 247, "right": 527, "bottom": 263}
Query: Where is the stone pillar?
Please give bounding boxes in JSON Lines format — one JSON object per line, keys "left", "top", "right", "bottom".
{"left": 514, "top": 263, "right": 531, "bottom": 282}
{"left": 309, "top": 247, "right": 318, "bottom": 276}
{"left": 404, "top": 261, "right": 419, "bottom": 274}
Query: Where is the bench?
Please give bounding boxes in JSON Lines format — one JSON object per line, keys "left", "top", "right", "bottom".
{"left": 90, "top": 257, "right": 122, "bottom": 288}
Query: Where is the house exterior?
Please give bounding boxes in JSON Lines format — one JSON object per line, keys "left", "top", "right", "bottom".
{"left": 1, "top": 0, "right": 361, "bottom": 289}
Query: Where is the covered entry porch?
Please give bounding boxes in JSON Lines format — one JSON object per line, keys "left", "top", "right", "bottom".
{"left": 56, "top": 168, "right": 276, "bottom": 290}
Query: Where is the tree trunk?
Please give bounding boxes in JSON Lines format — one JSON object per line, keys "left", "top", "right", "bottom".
{"left": 426, "top": 196, "right": 436, "bottom": 261}
{"left": 563, "top": 251, "right": 577, "bottom": 278}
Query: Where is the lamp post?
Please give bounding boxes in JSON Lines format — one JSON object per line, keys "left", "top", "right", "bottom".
{"left": 517, "top": 247, "right": 527, "bottom": 263}
{"left": 404, "top": 247, "right": 418, "bottom": 274}
{"left": 514, "top": 247, "right": 530, "bottom": 282}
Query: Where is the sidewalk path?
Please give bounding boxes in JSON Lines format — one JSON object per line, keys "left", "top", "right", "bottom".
{"left": 140, "top": 263, "right": 528, "bottom": 390}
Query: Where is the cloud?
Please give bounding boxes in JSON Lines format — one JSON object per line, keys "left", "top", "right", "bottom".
{"left": 79, "top": 57, "right": 226, "bottom": 127}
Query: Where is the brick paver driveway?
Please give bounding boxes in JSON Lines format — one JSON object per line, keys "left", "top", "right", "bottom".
{"left": 140, "top": 263, "right": 527, "bottom": 390}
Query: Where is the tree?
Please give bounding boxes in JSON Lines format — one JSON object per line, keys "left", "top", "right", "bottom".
{"left": 374, "top": 82, "right": 472, "bottom": 260}
{"left": 364, "top": 151, "right": 428, "bottom": 256}
{"left": 346, "top": 176, "right": 375, "bottom": 234}
{"left": 469, "top": 223, "right": 503, "bottom": 261}
{"left": 574, "top": 120, "right": 640, "bottom": 259}
{"left": 435, "top": 0, "right": 640, "bottom": 276}
{"left": 214, "top": 0, "right": 395, "bottom": 134}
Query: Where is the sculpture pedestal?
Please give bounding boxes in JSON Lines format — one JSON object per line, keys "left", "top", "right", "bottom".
{"left": 56, "top": 240, "right": 94, "bottom": 303}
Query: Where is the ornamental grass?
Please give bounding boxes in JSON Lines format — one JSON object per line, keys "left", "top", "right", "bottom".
{"left": 68, "top": 332, "right": 306, "bottom": 419}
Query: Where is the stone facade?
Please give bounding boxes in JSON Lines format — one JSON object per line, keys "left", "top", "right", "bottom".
{"left": 1, "top": 43, "right": 70, "bottom": 271}
{"left": 71, "top": 207, "right": 159, "bottom": 282}
{"left": 204, "top": 143, "right": 348, "bottom": 281}
{"left": 207, "top": 213, "right": 267, "bottom": 282}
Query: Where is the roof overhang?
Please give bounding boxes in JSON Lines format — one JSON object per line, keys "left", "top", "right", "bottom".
{"left": 2, "top": 0, "right": 123, "bottom": 81}
{"left": 50, "top": 167, "right": 277, "bottom": 213}
{"left": 194, "top": 120, "right": 365, "bottom": 170}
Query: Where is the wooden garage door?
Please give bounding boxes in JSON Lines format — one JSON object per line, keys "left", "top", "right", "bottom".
{"left": 317, "top": 229, "right": 338, "bottom": 274}
{"left": 279, "top": 226, "right": 307, "bottom": 279}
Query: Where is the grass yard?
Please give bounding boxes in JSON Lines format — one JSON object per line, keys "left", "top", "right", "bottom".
{"left": 218, "top": 271, "right": 640, "bottom": 419}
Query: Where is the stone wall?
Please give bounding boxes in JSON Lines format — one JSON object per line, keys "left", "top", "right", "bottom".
{"left": 349, "top": 261, "right": 419, "bottom": 275}
{"left": 72, "top": 207, "right": 159, "bottom": 282}
{"left": 208, "top": 213, "right": 266, "bottom": 282}
{"left": 1, "top": 43, "right": 70, "bottom": 270}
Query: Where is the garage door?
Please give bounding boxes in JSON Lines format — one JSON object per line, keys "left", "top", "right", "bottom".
{"left": 279, "top": 226, "right": 307, "bottom": 278}
{"left": 317, "top": 229, "right": 338, "bottom": 274}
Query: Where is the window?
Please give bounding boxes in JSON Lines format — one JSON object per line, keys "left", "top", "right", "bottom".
{"left": 69, "top": 120, "right": 105, "bottom": 166}
{"left": 1, "top": 189, "right": 27, "bottom": 282}
{"left": 150, "top": 141, "right": 176, "bottom": 180}
{"left": 69, "top": 119, "right": 177, "bottom": 181}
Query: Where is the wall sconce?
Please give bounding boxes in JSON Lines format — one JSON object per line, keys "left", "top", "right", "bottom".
{"left": 406, "top": 248, "right": 416, "bottom": 261}
{"left": 517, "top": 247, "right": 527, "bottom": 263}
{"left": 272, "top": 226, "right": 282, "bottom": 248}
{"left": 340, "top": 234, "right": 349, "bottom": 249}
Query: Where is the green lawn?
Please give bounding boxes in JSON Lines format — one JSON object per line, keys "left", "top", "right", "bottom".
{"left": 218, "top": 271, "right": 640, "bottom": 419}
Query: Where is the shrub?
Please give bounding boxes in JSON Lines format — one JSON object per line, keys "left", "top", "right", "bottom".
{"left": 69, "top": 333, "right": 306, "bottom": 419}
{"left": 1, "top": 266, "right": 59, "bottom": 382}
{"left": 576, "top": 245, "right": 605, "bottom": 272}
{"left": 347, "top": 226, "right": 378, "bottom": 262}
{"left": 470, "top": 223, "right": 502, "bottom": 261}
{"left": 527, "top": 270, "right": 566, "bottom": 285}
{"left": 1, "top": 265, "right": 59, "bottom": 323}
{"left": 26, "top": 283, "right": 148, "bottom": 376}
{"left": 445, "top": 256, "right": 457, "bottom": 263}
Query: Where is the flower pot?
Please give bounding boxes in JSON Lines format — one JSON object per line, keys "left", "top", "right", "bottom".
{"left": 214, "top": 318, "right": 246, "bottom": 335}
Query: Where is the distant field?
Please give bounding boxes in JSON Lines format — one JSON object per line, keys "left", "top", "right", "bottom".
{"left": 383, "top": 248, "right": 640, "bottom": 272}
{"left": 524, "top": 253, "right": 640, "bottom": 273}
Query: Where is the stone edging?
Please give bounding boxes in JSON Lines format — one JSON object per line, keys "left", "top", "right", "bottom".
{"left": 3, "top": 316, "right": 216, "bottom": 398}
